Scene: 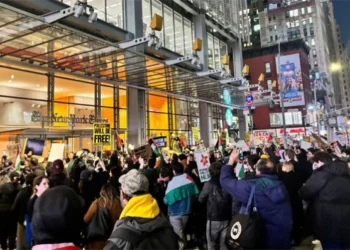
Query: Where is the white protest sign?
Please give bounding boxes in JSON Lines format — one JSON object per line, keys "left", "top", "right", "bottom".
{"left": 194, "top": 149, "right": 211, "bottom": 183}
{"left": 235, "top": 140, "right": 250, "bottom": 152}
{"left": 300, "top": 141, "right": 312, "bottom": 151}
{"left": 48, "top": 143, "right": 65, "bottom": 162}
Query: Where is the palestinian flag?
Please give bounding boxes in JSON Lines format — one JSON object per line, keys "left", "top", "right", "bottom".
{"left": 15, "top": 145, "right": 21, "bottom": 171}
{"left": 165, "top": 174, "right": 199, "bottom": 205}
{"left": 151, "top": 142, "right": 161, "bottom": 157}
{"left": 115, "top": 132, "right": 123, "bottom": 150}
{"left": 236, "top": 163, "right": 245, "bottom": 179}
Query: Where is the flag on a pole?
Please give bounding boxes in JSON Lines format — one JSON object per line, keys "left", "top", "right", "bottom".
{"left": 151, "top": 142, "right": 161, "bottom": 157}
{"left": 15, "top": 145, "right": 21, "bottom": 171}
{"left": 115, "top": 131, "right": 123, "bottom": 150}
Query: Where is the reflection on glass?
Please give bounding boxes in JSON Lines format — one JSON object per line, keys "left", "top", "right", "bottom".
{"left": 164, "top": 6, "right": 174, "bottom": 51}
{"left": 152, "top": 0, "right": 163, "bottom": 44}
{"left": 184, "top": 18, "right": 192, "bottom": 55}
{"left": 207, "top": 34, "right": 214, "bottom": 68}
{"left": 107, "top": 0, "right": 124, "bottom": 28}
{"left": 219, "top": 41, "right": 228, "bottom": 70}
{"left": 174, "top": 12, "right": 184, "bottom": 55}
{"left": 142, "top": 0, "right": 152, "bottom": 36}
{"left": 175, "top": 115, "right": 188, "bottom": 131}
{"left": 175, "top": 99, "right": 188, "bottom": 115}
{"left": 214, "top": 37, "right": 220, "bottom": 69}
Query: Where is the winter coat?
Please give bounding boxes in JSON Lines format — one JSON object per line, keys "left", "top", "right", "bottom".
{"left": 220, "top": 165, "right": 293, "bottom": 249}
{"left": 279, "top": 171, "right": 304, "bottom": 228}
{"left": 12, "top": 185, "right": 33, "bottom": 224}
{"left": 49, "top": 173, "right": 74, "bottom": 188}
{"left": 299, "top": 163, "right": 350, "bottom": 243}
{"left": 104, "top": 194, "right": 178, "bottom": 250}
{"left": 198, "top": 175, "right": 231, "bottom": 221}
{"left": 0, "top": 182, "right": 21, "bottom": 212}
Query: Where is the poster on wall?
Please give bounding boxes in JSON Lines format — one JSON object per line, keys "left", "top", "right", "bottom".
{"left": 194, "top": 149, "right": 211, "bottom": 183}
{"left": 276, "top": 53, "right": 305, "bottom": 107}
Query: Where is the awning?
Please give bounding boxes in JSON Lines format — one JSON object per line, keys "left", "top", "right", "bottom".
{"left": 0, "top": 3, "right": 244, "bottom": 108}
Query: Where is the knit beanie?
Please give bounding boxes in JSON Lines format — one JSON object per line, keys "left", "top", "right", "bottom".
{"left": 32, "top": 186, "right": 85, "bottom": 245}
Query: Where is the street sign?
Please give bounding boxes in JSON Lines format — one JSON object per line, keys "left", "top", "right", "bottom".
{"left": 245, "top": 93, "right": 254, "bottom": 106}
{"left": 93, "top": 123, "right": 111, "bottom": 146}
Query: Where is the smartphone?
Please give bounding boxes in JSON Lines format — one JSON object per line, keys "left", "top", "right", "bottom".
{"left": 239, "top": 149, "right": 244, "bottom": 161}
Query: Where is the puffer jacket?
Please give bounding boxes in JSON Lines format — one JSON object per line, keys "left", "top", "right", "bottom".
{"left": 299, "top": 162, "right": 350, "bottom": 243}
{"left": 104, "top": 194, "right": 178, "bottom": 250}
{"left": 220, "top": 165, "right": 293, "bottom": 249}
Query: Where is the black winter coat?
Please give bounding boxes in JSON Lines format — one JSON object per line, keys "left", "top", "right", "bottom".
{"left": 0, "top": 182, "right": 20, "bottom": 212}
{"left": 49, "top": 173, "right": 74, "bottom": 188}
{"left": 12, "top": 185, "right": 32, "bottom": 224}
{"left": 299, "top": 163, "right": 350, "bottom": 243}
{"left": 198, "top": 175, "right": 231, "bottom": 221}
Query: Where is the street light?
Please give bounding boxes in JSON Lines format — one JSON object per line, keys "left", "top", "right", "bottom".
{"left": 330, "top": 63, "right": 342, "bottom": 72}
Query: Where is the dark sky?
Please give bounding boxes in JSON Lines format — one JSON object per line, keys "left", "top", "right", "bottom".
{"left": 333, "top": 0, "right": 350, "bottom": 57}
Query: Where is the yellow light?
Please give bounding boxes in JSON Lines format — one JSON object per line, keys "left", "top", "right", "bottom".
{"left": 330, "top": 63, "right": 342, "bottom": 72}
{"left": 271, "top": 80, "right": 277, "bottom": 88}
{"left": 221, "top": 54, "right": 229, "bottom": 65}
{"left": 242, "top": 64, "right": 249, "bottom": 75}
{"left": 258, "top": 73, "right": 265, "bottom": 82}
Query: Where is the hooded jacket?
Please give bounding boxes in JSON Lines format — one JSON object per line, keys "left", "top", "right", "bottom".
{"left": 104, "top": 194, "right": 178, "bottom": 250}
{"left": 220, "top": 165, "right": 292, "bottom": 249}
{"left": 299, "top": 162, "right": 350, "bottom": 243}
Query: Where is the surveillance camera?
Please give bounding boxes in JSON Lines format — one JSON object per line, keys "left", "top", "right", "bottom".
{"left": 74, "top": 4, "right": 85, "bottom": 18}
{"left": 147, "top": 37, "right": 154, "bottom": 47}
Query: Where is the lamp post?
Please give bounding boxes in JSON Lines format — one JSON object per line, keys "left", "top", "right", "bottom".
{"left": 277, "top": 40, "right": 287, "bottom": 146}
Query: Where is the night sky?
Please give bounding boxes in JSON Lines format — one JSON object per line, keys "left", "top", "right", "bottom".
{"left": 333, "top": 0, "right": 350, "bottom": 57}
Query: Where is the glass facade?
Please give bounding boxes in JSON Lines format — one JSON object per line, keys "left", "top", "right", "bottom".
{"left": 60, "top": 0, "right": 124, "bottom": 28}
{"left": 142, "top": 0, "right": 194, "bottom": 55}
{"left": 207, "top": 31, "right": 229, "bottom": 70}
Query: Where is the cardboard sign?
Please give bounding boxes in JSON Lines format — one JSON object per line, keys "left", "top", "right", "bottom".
{"left": 153, "top": 136, "right": 167, "bottom": 148}
{"left": 192, "top": 127, "right": 200, "bottom": 144}
{"left": 93, "top": 123, "right": 111, "bottom": 146}
{"left": 194, "top": 149, "right": 211, "bottom": 183}
{"left": 235, "top": 140, "right": 250, "bottom": 152}
{"left": 133, "top": 144, "right": 152, "bottom": 160}
{"left": 300, "top": 141, "right": 312, "bottom": 151}
{"left": 48, "top": 143, "right": 65, "bottom": 162}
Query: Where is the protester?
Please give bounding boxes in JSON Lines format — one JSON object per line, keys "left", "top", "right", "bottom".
{"left": 66, "top": 152, "right": 75, "bottom": 176}
{"left": 49, "top": 159, "right": 73, "bottom": 188}
{"left": 198, "top": 162, "right": 231, "bottom": 250}
{"left": 108, "top": 167, "right": 121, "bottom": 191}
{"left": 221, "top": 149, "right": 292, "bottom": 249}
{"left": 299, "top": 156, "right": 350, "bottom": 249}
{"left": 12, "top": 174, "right": 35, "bottom": 250}
{"left": 70, "top": 151, "right": 88, "bottom": 192}
{"left": 104, "top": 169, "right": 178, "bottom": 249}
{"left": 25, "top": 176, "right": 50, "bottom": 246}
{"left": 0, "top": 171, "right": 21, "bottom": 250}
{"left": 164, "top": 162, "right": 199, "bottom": 250}
{"left": 79, "top": 170, "right": 96, "bottom": 213}
{"left": 279, "top": 161, "right": 304, "bottom": 245}
{"left": 84, "top": 183, "right": 122, "bottom": 250}
{"left": 32, "top": 186, "right": 85, "bottom": 250}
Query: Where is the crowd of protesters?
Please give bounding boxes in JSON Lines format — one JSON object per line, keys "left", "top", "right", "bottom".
{"left": 0, "top": 139, "right": 350, "bottom": 250}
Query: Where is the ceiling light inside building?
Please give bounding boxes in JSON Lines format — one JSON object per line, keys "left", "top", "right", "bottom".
{"left": 32, "top": 104, "right": 35, "bottom": 108}
{"left": 10, "top": 75, "right": 14, "bottom": 79}
{"left": 36, "top": 84, "right": 40, "bottom": 87}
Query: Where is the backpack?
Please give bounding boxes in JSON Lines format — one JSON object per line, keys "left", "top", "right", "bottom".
{"left": 207, "top": 184, "right": 231, "bottom": 221}
{"left": 110, "top": 225, "right": 179, "bottom": 250}
{"left": 225, "top": 185, "right": 264, "bottom": 250}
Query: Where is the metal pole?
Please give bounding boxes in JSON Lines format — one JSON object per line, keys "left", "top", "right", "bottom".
{"left": 278, "top": 41, "right": 288, "bottom": 146}
{"left": 314, "top": 83, "right": 320, "bottom": 135}
{"left": 249, "top": 106, "right": 254, "bottom": 149}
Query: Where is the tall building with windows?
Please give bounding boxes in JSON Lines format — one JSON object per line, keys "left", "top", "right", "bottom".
{"left": 0, "top": 0, "right": 247, "bottom": 155}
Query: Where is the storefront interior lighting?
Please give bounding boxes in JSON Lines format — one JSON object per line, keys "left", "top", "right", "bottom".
{"left": 10, "top": 75, "right": 14, "bottom": 79}
{"left": 42, "top": 0, "right": 98, "bottom": 24}
{"left": 118, "top": 14, "right": 163, "bottom": 50}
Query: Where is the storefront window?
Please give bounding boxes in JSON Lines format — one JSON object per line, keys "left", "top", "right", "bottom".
{"left": 214, "top": 37, "right": 220, "bottom": 69}
{"left": 0, "top": 67, "right": 47, "bottom": 101}
{"left": 149, "top": 113, "right": 169, "bottom": 130}
{"left": 164, "top": 5, "right": 175, "bottom": 51}
{"left": 175, "top": 99, "right": 188, "bottom": 115}
{"left": 55, "top": 78, "right": 95, "bottom": 105}
{"left": 176, "top": 115, "right": 189, "bottom": 130}
{"left": 119, "top": 109, "right": 127, "bottom": 129}
{"left": 174, "top": 12, "right": 184, "bottom": 55}
{"left": 149, "top": 94, "right": 168, "bottom": 113}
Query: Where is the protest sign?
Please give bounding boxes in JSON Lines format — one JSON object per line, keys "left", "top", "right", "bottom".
{"left": 194, "top": 149, "right": 211, "bottom": 183}
{"left": 93, "top": 123, "right": 111, "bottom": 146}
{"left": 48, "top": 143, "right": 65, "bottom": 162}
{"left": 192, "top": 127, "right": 200, "bottom": 144}
{"left": 153, "top": 136, "right": 167, "bottom": 148}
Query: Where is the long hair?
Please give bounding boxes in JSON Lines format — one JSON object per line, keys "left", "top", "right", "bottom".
{"left": 32, "top": 176, "right": 48, "bottom": 196}
{"left": 98, "top": 183, "right": 119, "bottom": 210}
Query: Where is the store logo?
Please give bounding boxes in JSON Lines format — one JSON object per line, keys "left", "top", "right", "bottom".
{"left": 31, "top": 111, "right": 108, "bottom": 124}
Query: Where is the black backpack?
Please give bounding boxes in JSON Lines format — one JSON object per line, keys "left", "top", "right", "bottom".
{"left": 207, "top": 184, "right": 231, "bottom": 221}
{"left": 110, "top": 225, "right": 179, "bottom": 250}
{"left": 225, "top": 185, "right": 265, "bottom": 250}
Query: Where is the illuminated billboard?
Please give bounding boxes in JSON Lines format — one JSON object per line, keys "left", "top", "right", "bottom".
{"left": 276, "top": 53, "right": 305, "bottom": 107}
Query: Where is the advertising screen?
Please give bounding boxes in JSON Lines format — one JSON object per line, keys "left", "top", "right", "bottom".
{"left": 276, "top": 54, "right": 305, "bottom": 107}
